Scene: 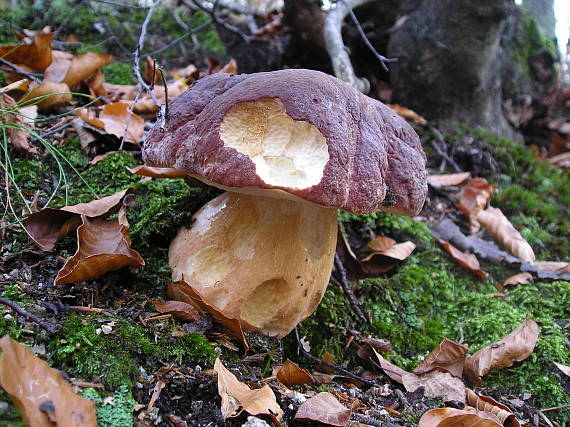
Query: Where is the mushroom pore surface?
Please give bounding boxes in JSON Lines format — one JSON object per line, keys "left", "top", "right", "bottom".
{"left": 169, "top": 191, "right": 338, "bottom": 337}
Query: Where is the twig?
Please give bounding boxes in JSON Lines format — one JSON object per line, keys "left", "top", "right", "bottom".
{"left": 340, "top": 0, "right": 397, "bottom": 72}
{"left": 0, "top": 58, "right": 42, "bottom": 81}
{"left": 86, "top": 0, "right": 131, "bottom": 55}
{"left": 91, "top": 0, "right": 151, "bottom": 8}
{"left": 334, "top": 253, "right": 367, "bottom": 322}
{"left": 187, "top": 0, "right": 252, "bottom": 43}
{"left": 67, "top": 306, "right": 106, "bottom": 313}
{"left": 54, "top": 0, "right": 85, "bottom": 37}
{"left": 294, "top": 327, "right": 380, "bottom": 387}
{"left": 540, "top": 404, "right": 570, "bottom": 412}
{"left": 0, "top": 297, "right": 59, "bottom": 333}
{"left": 142, "top": 20, "right": 212, "bottom": 58}
{"left": 31, "top": 122, "right": 73, "bottom": 143}
{"left": 429, "top": 126, "right": 463, "bottom": 173}
{"left": 324, "top": 0, "right": 374, "bottom": 93}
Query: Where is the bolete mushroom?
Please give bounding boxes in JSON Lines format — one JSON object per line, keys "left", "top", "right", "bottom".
{"left": 143, "top": 69, "right": 427, "bottom": 337}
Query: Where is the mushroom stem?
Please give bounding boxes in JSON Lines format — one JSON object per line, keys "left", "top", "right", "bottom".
{"left": 169, "top": 191, "right": 338, "bottom": 337}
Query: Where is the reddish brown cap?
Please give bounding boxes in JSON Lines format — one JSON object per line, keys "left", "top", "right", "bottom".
{"left": 143, "top": 69, "right": 427, "bottom": 215}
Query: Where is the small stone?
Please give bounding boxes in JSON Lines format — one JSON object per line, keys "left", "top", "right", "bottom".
{"left": 31, "top": 344, "right": 46, "bottom": 356}
{"left": 95, "top": 328, "right": 102, "bottom": 335}
{"left": 101, "top": 325, "right": 113, "bottom": 334}
{"left": 241, "top": 416, "right": 271, "bottom": 427}
{"left": 290, "top": 391, "right": 307, "bottom": 404}
{"left": 3, "top": 314, "right": 13, "bottom": 320}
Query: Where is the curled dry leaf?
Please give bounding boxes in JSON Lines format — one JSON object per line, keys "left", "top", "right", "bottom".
{"left": 402, "top": 371, "right": 466, "bottom": 403}
{"left": 130, "top": 165, "right": 188, "bottom": 179}
{"left": 294, "top": 392, "right": 352, "bottom": 426}
{"left": 22, "top": 81, "right": 72, "bottom": 110}
{"left": 554, "top": 362, "right": 570, "bottom": 377}
{"left": 362, "top": 240, "right": 415, "bottom": 262}
{"left": 388, "top": 104, "right": 427, "bottom": 125}
{"left": 477, "top": 207, "right": 535, "bottom": 262}
{"left": 419, "top": 407, "right": 502, "bottom": 427}
{"left": 0, "top": 32, "right": 54, "bottom": 71}
{"left": 466, "top": 389, "right": 520, "bottom": 427}
{"left": 532, "top": 261, "right": 570, "bottom": 274}
{"left": 214, "top": 358, "right": 282, "bottom": 420}
{"left": 0, "top": 335, "right": 96, "bottom": 427}
{"left": 437, "top": 238, "right": 488, "bottom": 278}
{"left": 77, "top": 102, "right": 144, "bottom": 143}
{"left": 502, "top": 272, "right": 533, "bottom": 287}
{"left": 414, "top": 338, "right": 468, "bottom": 378}
{"left": 153, "top": 300, "right": 201, "bottom": 322}
{"left": 55, "top": 206, "right": 144, "bottom": 285}
{"left": 47, "top": 51, "right": 114, "bottom": 88}
{"left": 457, "top": 178, "right": 496, "bottom": 233}
{"left": 464, "top": 319, "right": 539, "bottom": 386}
{"left": 168, "top": 280, "right": 249, "bottom": 352}
{"left": 26, "top": 188, "right": 132, "bottom": 251}
{"left": 357, "top": 343, "right": 408, "bottom": 384}
{"left": 0, "top": 93, "right": 38, "bottom": 154}
{"left": 276, "top": 360, "right": 315, "bottom": 387}
{"left": 428, "top": 172, "right": 471, "bottom": 187}
{"left": 547, "top": 151, "right": 570, "bottom": 168}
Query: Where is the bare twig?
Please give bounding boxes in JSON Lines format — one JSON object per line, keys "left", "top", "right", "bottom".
{"left": 142, "top": 20, "right": 212, "bottom": 58}
{"left": 86, "top": 0, "right": 131, "bottom": 55}
{"left": 429, "top": 126, "right": 464, "bottom": 173}
{"left": 31, "top": 122, "right": 73, "bottom": 143}
{"left": 91, "top": 0, "right": 151, "bottom": 8}
{"left": 0, "top": 58, "right": 42, "bottom": 81}
{"left": 540, "top": 404, "right": 570, "bottom": 413}
{"left": 324, "top": 0, "right": 374, "bottom": 93}
{"left": 0, "top": 297, "right": 59, "bottom": 334}
{"left": 294, "top": 327, "right": 380, "bottom": 387}
{"left": 334, "top": 253, "right": 367, "bottom": 322}
{"left": 186, "top": 0, "right": 263, "bottom": 17}
{"left": 187, "top": 0, "right": 252, "bottom": 43}
{"left": 340, "top": 0, "right": 397, "bottom": 72}
{"left": 55, "top": 0, "right": 85, "bottom": 37}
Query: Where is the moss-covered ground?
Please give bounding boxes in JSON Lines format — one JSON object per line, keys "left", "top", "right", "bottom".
{"left": 0, "top": 116, "right": 568, "bottom": 422}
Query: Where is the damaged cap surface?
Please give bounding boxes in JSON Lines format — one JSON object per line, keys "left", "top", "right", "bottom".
{"left": 143, "top": 69, "right": 427, "bottom": 215}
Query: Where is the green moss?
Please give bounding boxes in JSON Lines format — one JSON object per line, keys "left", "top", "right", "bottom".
{"left": 81, "top": 386, "right": 135, "bottom": 427}
{"left": 51, "top": 313, "right": 216, "bottom": 389}
{"left": 103, "top": 63, "right": 136, "bottom": 85}
{"left": 189, "top": 11, "right": 226, "bottom": 55}
{"left": 0, "top": 390, "right": 24, "bottom": 426}
{"left": 11, "top": 159, "right": 42, "bottom": 191}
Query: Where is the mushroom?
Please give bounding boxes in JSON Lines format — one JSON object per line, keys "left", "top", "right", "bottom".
{"left": 143, "top": 69, "right": 427, "bottom": 338}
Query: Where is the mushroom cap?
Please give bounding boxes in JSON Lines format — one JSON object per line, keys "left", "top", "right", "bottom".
{"left": 143, "top": 69, "right": 427, "bottom": 215}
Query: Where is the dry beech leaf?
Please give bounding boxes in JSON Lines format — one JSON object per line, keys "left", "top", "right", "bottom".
{"left": 64, "top": 52, "right": 113, "bottom": 88}
{"left": 143, "top": 56, "right": 161, "bottom": 85}
{"left": 414, "top": 338, "right": 468, "bottom": 378}
{"left": 214, "top": 358, "right": 282, "bottom": 420}
{"left": 547, "top": 151, "right": 570, "bottom": 168}
{"left": 419, "top": 407, "right": 502, "bottom": 427}
{"left": 130, "top": 165, "right": 188, "bottom": 179}
{"left": 532, "top": 261, "right": 570, "bottom": 274}
{"left": 362, "top": 241, "right": 415, "bottom": 262}
{"left": 77, "top": 102, "right": 144, "bottom": 143}
{"left": 477, "top": 207, "right": 535, "bottom": 262}
{"left": 276, "top": 360, "right": 315, "bottom": 387}
{"left": 26, "top": 189, "right": 132, "bottom": 251}
{"left": 437, "top": 238, "right": 488, "bottom": 278}
{"left": 55, "top": 207, "right": 144, "bottom": 285}
{"left": 0, "top": 33, "right": 54, "bottom": 71}
{"left": 402, "top": 371, "right": 466, "bottom": 403}
{"left": 554, "top": 362, "right": 570, "bottom": 377}
{"left": 0, "top": 78, "right": 31, "bottom": 94}
{"left": 458, "top": 178, "right": 496, "bottom": 233}
{"left": 428, "top": 172, "right": 471, "bottom": 187}
{"left": 0, "top": 93, "right": 38, "bottom": 154}
{"left": 502, "top": 272, "right": 533, "bottom": 287}
{"left": 388, "top": 104, "right": 427, "bottom": 125}
{"left": 366, "top": 236, "right": 396, "bottom": 252}
{"left": 168, "top": 280, "right": 249, "bottom": 352}
{"left": 357, "top": 343, "right": 408, "bottom": 384}
{"left": 22, "top": 81, "right": 72, "bottom": 110}
{"left": 465, "top": 319, "right": 539, "bottom": 386}
{"left": 0, "top": 335, "right": 96, "bottom": 427}
{"left": 153, "top": 300, "right": 201, "bottom": 322}
{"left": 294, "top": 392, "right": 352, "bottom": 426}
{"left": 466, "top": 389, "right": 520, "bottom": 427}
{"left": 43, "top": 50, "right": 74, "bottom": 83}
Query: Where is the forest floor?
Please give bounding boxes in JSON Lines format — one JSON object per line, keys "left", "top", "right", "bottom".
{"left": 0, "top": 2, "right": 569, "bottom": 427}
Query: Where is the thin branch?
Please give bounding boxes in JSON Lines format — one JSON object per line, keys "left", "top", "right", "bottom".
{"left": 91, "top": 0, "right": 151, "bottom": 8}
{"left": 142, "top": 20, "right": 212, "bottom": 58}
{"left": 86, "top": 0, "right": 131, "bottom": 55}
{"left": 429, "top": 126, "right": 463, "bottom": 173}
{"left": 0, "top": 297, "right": 59, "bottom": 334}
{"left": 186, "top": 0, "right": 263, "bottom": 17}
{"left": 341, "top": 0, "right": 397, "bottom": 72}
{"left": 55, "top": 0, "right": 85, "bottom": 37}
{"left": 294, "top": 327, "right": 380, "bottom": 387}
{"left": 0, "top": 58, "right": 42, "bottom": 81}
{"left": 333, "top": 253, "right": 367, "bottom": 322}
{"left": 187, "top": 0, "right": 251, "bottom": 43}
{"left": 31, "top": 122, "right": 73, "bottom": 143}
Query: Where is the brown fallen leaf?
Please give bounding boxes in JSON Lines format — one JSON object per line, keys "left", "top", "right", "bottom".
{"left": 554, "top": 362, "right": 570, "bottom": 377}
{"left": 414, "top": 338, "right": 468, "bottom": 378}
{"left": 45, "top": 51, "right": 113, "bottom": 89}
{"left": 275, "top": 360, "right": 315, "bottom": 387}
{"left": 428, "top": 172, "right": 472, "bottom": 187}
{"left": 168, "top": 280, "right": 249, "bottom": 352}
{"left": 362, "top": 240, "right": 415, "bottom": 262}
{"left": 214, "top": 358, "right": 282, "bottom": 420}
{"left": 22, "top": 81, "right": 72, "bottom": 110}
{"left": 130, "top": 165, "right": 188, "bottom": 179}
{"left": 54, "top": 206, "right": 144, "bottom": 285}
{"left": 321, "top": 351, "right": 335, "bottom": 374}
{"left": 466, "top": 389, "right": 520, "bottom": 427}
{"left": 437, "top": 238, "right": 488, "bottom": 278}
{"left": 357, "top": 343, "right": 408, "bottom": 384}
{"left": 532, "top": 261, "right": 570, "bottom": 274}
{"left": 0, "top": 93, "right": 38, "bottom": 154}
{"left": 153, "top": 300, "right": 201, "bottom": 322}
{"left": 0, "top": 32, "right": 54, "bottom": 71}
{"left": 477, "top": 207, "right": 535, "bottom": 262}
{"left": 143, "top": 56, "right": 161, "bottom": 85}
{"left": 0, "top": 335, "right": 97, "bottom": 427}
{"left": 294, "top": 392, "right": 352, "bottom": 426}
{"left": 77, "top": 102, "right": 144, "bottom": 143}
{"left": 547, "top": 151, "right": 570, "bottom": 168}
{"left": 388, "top": 104, "right": 427, "bottom": 125}
{"left": 464, "top": 318, "right": 539, "bottom": 386}
{"left": 402, "top": 371, "right": 466, "bottom": 403}
{"left": 419, "top": 407, "right": 502, "bottom": 427}
{"left": 26, "top": 189, "right": 132, "bottom": 251}
{"left": 502, "top": 272, "right": 533, "bottom": 287}
{"left": 458, "top": 178, "right": 496, "bottom": 233}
